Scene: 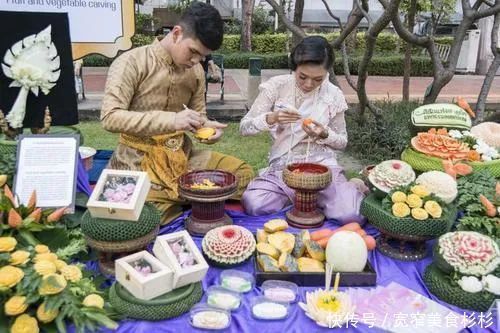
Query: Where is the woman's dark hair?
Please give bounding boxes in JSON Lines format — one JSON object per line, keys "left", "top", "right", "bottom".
{"left": 290, "top": 36, "right": 333, "bottom": 71}
{"left": 179, "top": 2, "right": 223, "bottom": 51}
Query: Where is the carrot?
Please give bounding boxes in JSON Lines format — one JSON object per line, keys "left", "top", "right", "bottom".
{"left": 479, "top": 194, "right": 497, "bottom": 217}
{"left": 310, "top": 229, "right": 335, "bottom": 241}
{"left": 363, "top": 235, "right": 377, "bottom": 250}
{"left": 454, "top": 163, "right": 473, "bottom": 177}
{"left": 456, "top": 96, "right": 475, "bottom": 118}
{"left": 355, "top": 229, "right": 367, "bottom": 238}
{"left": 317, "top": 237, "right": 330, "bottom": 249}
{"left": 442, "top": 160, "right": 457, "bottom": 179}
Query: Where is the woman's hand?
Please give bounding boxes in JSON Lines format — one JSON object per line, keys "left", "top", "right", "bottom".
{"left": 266, "top": 104, "right": 301, "bottom": 126}
{"left": 302, "top": 119, "right": 329, "bottom": 140}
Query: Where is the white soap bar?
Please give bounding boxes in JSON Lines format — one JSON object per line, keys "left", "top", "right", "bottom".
{"left": 221, "top": 276, "right": 251, "bottom": 292}
{"left": 252, "top": 302, "right": 287, "bottom": 320}
{"left": 192, "top": 311, "right": 229, "bottom": 329}
{"left": 207, "top": 292, "right": 240, "bottom": 310}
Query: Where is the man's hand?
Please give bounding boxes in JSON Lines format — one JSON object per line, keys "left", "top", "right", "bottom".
{"left": 174, "top": 108, "right": 203, "bottom": 132}
{"left": 198, "top": 119, "right": 227, "bottom": 144}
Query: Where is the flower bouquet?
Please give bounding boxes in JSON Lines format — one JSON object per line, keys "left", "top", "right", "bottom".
{"left": 0, "top": 239, "right": 117, "bottom": 333}
{"left": 360, "top": 179, "right": 456, "bottom": 261}
{"left": 424, "top": 231, "right": 499, "bottom": 311}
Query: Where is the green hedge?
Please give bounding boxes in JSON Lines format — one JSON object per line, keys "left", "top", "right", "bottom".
{"left": 215, "top": 52, "right": 289, "bottom": 69}
{"left": 346, "top": 101, "right": 418, "bottom": 165}
{"left": 220, "top": 33, "right": 289, "bottom": 53}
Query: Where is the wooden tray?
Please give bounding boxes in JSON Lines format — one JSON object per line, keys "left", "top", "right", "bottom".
{"left": 254, "top": 255, "right": 377, "bottom": 287}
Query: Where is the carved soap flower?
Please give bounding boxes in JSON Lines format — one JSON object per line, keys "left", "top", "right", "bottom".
{"left": 424, "top": 200, "right": 442, "bottom": 218}
{"left": 411, "top": 185, "right": 430, "bottom": 198}
{"left": 39, "top": 274, "right": 67, "bottom": 295}
{"left": 36, "top": 302, "right": 59, "bottom": 323}
{"left": 482, "top": 275, "right": 500, "bottom": 295}
{"left": 5, "top": 295, "right": 28, "bottom": 316}
{"left": 457, "top": 276, "right": 483, "bottom": 293}
{"left": 392, "top": 202, "right": 411, "bottom": 218}
{"left": 34, "top": 252, "right": 58, "bottom": 264}
{"left": 54, "top": 259, "right": 67, "bottom": 271}
{"left": 0, "top": 265, "right": 24, "bottom": 289}
{"left": 391, "top": 191, "right": 407, "bottom": 203}
{"left": 416, "top": 171, "right": 457, "bottom": 204}
{"left": 83, "top": 294, "right": 105, "bottom": 309}
{"left": 34, "top": 260, "right": 57, "bottom": 276}
{"left": 10, "top": 250, "right": 30, "bottom": 266}
{"left": 0, "top": 237, "right": 17, "bottom": 252}
{"left": 438, "top": 232, "right": 500, "bottom": 276}
{"left": 34, "top": 245, "right": 50, "bottom": 254}
{"left": 406, "top": 194, "right": 423, "bottom": 208}
{"left": 61, "top": 265, "right": 82, "bottom": 282}
{"left": 10, "top": 314, "right": 39, "bottom": 333}
{"left": 411, "top": 208, "right": 429, "bottom": 220}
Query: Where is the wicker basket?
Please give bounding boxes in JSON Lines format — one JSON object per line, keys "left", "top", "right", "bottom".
{"left": 402, "top": 147, "right": 500, "bottom": 177}
{"left": 109, "top": 281, "right": 203, "bottom": 321}
{"left": 85, "top": 226, "right": 159, "bottom": 253}
{"left": 282, "top": 163, "right": 332, "bottom": 191}
{"left": 360, "top": 193, "right": 456, "bottom": 239}
{"left": 424, "top": 263, "right": 496, "bottom": 312}
{"left": 81, "top": 203, "right": 161, "bottom": 242}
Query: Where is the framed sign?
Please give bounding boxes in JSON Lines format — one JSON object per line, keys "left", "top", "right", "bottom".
{"left": 0, "top": 0, "right": 135, "bottom": 59}
{"left": 14, "top": 134, "right": 79, "bottom": 212}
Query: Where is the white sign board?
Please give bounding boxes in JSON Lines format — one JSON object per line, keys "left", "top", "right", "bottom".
{"left": 14, "top": 135, "right": 79, "bottom": 211}
{"left": 0, "top": 0, "right": 122, "bottom": 43}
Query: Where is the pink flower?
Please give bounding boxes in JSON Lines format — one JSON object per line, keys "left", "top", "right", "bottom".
{"left": 123, "top": 183, "right": 136, "bottom": 195}
{"left": 110, "top": 191, "right": 128, "bottom": 203}
{"left": 103, "top": 188, "right": 115, "bottom": 200}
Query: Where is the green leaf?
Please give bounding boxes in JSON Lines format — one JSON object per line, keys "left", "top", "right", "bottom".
{"left": 35, "top": 227, "right": 70, "bottom": 251}
{"left": 55, "top": 316, "right": 67, "bottom": 333}
{"left": 17, "top": 230, "right": 40, "bottom": 246}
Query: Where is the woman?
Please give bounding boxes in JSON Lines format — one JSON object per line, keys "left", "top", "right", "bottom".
{"left": 239, "top": 36, "right": 366, "bottom": 224}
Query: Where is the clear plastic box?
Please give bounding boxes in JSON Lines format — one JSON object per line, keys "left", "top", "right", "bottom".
{"left": 189, "top": 303, "right": 231, "bottom": 330}
{"left": 220, "top": 269, "right": 255, "bottom": 293}
{"left": 250, "top": 296, "right": 290, "bottom": 320}
{"left": 261, "top": 280, "right": 298, "bottom": 303}
{"left": 206, "top": 285, "right": 242, "bottom": 311}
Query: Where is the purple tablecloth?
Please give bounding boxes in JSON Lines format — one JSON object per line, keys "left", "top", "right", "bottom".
{"left": 92, "top": 209, "right": 498, "bottom": 333}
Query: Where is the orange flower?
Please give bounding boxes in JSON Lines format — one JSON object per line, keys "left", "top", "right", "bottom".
{"left": 436, "top": 128, "right": 448, "bottom": 136}
{"left": 467, "top": 151, "right": 481, "bottom": 162}
{"left": 28, "top": 208, "right": 42, "bottom": 223}
{"left": 8, "top": 209, "right": 23, "bottom": 228}
{"left": 27, "top": 190, "right": 37, "bottom": 210}
{"left": 3, "top": 184, "right": 16, "bottom": 206}
{"left": 46, "top": 207, "right": 66, "bottom": 223}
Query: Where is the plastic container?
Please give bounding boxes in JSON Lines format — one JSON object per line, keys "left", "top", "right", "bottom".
{"left": 261, "top": 280, "right": 298, "bottom": 303}
{"left": 220, "top": 269, "right": 255, "bottom": 293}
{"left": 250, "top": 296, "right": 289, "bottom": 320}
{"left": 206, "top": 286, "right": 241, "bottom": 311}
{"left": 189, "top": 304, "right": 231, "bottom": 330}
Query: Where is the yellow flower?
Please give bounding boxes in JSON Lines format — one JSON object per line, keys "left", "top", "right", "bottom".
{"left": 411, "top": 208, "right": 429, "bottom": 220}
{"left": 411, "top": 185, "right": 430, "bottom": 198}
{"left": 0, "top": 237, "right": 17, "bottom": 252}
{"left": 392, "top": 202, "right": 411, "bottom": 218}
{"left": 0, "top": 266, "right": 24, "bottom": 289}
{"left": 34, "top": 252, "right": 58, "bottom": 263}
{"left": 424, "top": 200, "right": 443, "bottom": 218}
{"left": 61, "top": 265, "right": 82, "bottom": 282}
{"left": 11, "top": 314, "right": 39, "bottom": 333}
{"left": 34, "top": 260, "right": 57, "bottom": 276}
{"left": 391, "top": 191, "right": 407, "bottom": 203}
{"left": 83, "top": 294, "right": 104, "bottom": 309}
{"left": 406, "top": 194, "right": 423, "bottom": 208}
{"left": 54, "top": 260, "right": 67, "bottom": 271}
{"left": 36, "top": 302, "right": 59, "bottom": 323}
{"left": 34, "top": 245, "right": 50, "bottom": 254}
{"left": 5, "top": 295, "right": 28, "bottom": 316}
{"left": 9, "top": 251, "right": 30, "bottom": 266}
{"left": 39, "top": 274, "right": 67, "bottom": 296}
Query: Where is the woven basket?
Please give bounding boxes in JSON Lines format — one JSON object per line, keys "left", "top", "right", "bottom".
{"left": 85, "top": 226, "right": 159, "bottom": 252}
{"left": 109, "top": 282, "right": 203, "bottom": 321}
{"left": 81, "top": 204, "right": 161, "bottom": 242}
{"left": 402, "top": 147, "right": 500, "bottom": 177}
{"left": 424, "top": 263, "right": 496, "bottom": 312}
{"left": 282, "top": 163, "right": 332, "bottom": 191}
{"left": 360, "top": 193, "right": 455, "bottom": 238}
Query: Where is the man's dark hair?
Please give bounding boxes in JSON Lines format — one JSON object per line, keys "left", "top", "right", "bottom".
{"left": 290, "top": 36, "right": 333, "bottom": 71}
{"left": 179, "top": 2, "right": 223, "bottom": 51}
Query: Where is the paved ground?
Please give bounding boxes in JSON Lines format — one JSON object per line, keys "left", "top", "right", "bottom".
{"left": 81, "top": 67, "right": 500, "bottom": 106}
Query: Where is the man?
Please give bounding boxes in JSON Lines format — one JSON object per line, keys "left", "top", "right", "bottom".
{"left": 100, "top": 2, "right": 254, "bottom": 224}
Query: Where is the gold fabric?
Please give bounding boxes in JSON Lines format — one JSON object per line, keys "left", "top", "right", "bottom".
{"left": 101, "top": 38, "right": 255, "bottom": 224}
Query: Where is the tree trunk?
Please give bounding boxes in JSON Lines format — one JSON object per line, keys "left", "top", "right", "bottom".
{"left": 241, "top": 0, "right": 255, "bottom": 52}
{"left": 402, "top": 0, "right": 417, "bottom": 102}
{"left": 291, "top": 0, "right": 304, "bottom": 48}
{"left": 476, "top": 6, "right": 500, "bottom": 123}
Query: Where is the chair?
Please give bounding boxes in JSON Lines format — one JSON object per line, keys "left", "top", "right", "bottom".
{"left": 205, "top": 54, "right": 224, "bottom": 101}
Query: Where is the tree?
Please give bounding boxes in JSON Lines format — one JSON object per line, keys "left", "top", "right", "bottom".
{"left": 292, "top": 0, "right": 305, "bottom": 47}
{"left": 402, "top": 0, "right": 417, "bottom": 102}
{"left": 476, "top": 0, "right": 500, "bottom": 122}
{"left": 241, "top": 0, "right": 256, "bottom": 51}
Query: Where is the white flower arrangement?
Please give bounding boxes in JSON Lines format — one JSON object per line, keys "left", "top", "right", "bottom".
{"left": 438, "top": 231, "right": 500, "bottom": 276}
{"left": 457, "top": 276, "right": 483, "bottom": 293}
{"left": 447, "top": 130, "right": 499, "bottom": 161}
{"left": 415, "top": 171, "right": 457, "bottom": 204}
